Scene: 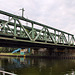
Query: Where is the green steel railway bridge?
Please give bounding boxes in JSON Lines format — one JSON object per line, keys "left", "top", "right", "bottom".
{"left": 0, "top": 10, "right": 75, "bottom": 48}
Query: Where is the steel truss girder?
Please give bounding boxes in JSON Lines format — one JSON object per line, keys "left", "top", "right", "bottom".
{"left": 0, "top": 10, "right": 74, "bottom": 46}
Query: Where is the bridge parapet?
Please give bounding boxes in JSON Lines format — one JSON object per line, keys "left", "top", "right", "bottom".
{"left": 0, "top": 10, "right": 74, "bottom": 47}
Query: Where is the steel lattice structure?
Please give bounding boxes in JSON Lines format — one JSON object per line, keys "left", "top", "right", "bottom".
{"left": 0, "top": 10, "right": 74, "bottom": 47}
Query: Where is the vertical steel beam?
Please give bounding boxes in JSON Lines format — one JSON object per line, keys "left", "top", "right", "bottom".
{"left": 14, "top": 18, "right": 17, "bottom": 37}
{"left": 44, "top": 27, "right": 47, "bottom": 42}
{"left": 68, "top": 34, "right": 70, "bottom": 45}
{"left": 32, "top": 23, "right": 34, "bottom": 39}
{"left": 2, "top": 22, "right": 5, "bottom": 33}
{"left": 62, "top": 33, "right": 64, "bottom": 44}
{"left": 58, "top": 32, "right": 60, "bottom": 43}
{"left": 54, "top": 30, "right": 56, "bottom": 43}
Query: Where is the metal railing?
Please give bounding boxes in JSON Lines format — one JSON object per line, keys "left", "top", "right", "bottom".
{"left": 0, "top": 70, "right": 17, "bottom": 75}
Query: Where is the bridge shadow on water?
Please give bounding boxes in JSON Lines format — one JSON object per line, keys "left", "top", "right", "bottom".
{"left": 0, "top": 56, "right": 75, "bottom": 75}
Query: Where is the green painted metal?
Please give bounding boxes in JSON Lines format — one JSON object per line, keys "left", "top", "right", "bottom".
{"left": 54, "top": 30, "right": 56, "bottom": 43}
{"left": 0, "top": 10, "right": 74, "bottom": 47}
{"left": 0, "top": 10, "right": 73, "bottom": 35}
{"left": 32, "top": 23, "right": 34, "bottom": 40}
{"left": 14, "top": 18, "right": 17, "bottom": 36}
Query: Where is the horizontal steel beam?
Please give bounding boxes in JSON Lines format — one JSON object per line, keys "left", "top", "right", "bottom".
{"left": 0, "top": 36, "right": 74, "bottom": 48}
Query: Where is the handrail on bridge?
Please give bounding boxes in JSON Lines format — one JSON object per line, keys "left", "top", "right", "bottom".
{"left": 0, "top": 70, "right": 17, "bottom": 75}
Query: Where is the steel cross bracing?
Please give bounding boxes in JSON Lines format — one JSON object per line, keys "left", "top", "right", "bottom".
{"left": 0, "top": 10, "right": 74, "bottom": 47}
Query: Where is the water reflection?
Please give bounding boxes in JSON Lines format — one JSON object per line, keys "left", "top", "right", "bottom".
{"left": 0, "top": 56, "right": 75, "bottom": 75}
{"left": 65, "top": 70, "right": 75, "bottom": 75}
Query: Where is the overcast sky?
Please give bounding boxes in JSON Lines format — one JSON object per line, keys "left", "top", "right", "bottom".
{"left": 0, "top": 0, "right": 75, "bottom": 35}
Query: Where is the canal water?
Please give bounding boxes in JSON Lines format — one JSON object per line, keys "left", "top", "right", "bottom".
{"left": 0, "top": 56, "right": 75, "bottom": 75}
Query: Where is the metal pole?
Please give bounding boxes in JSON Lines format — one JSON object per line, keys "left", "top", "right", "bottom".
{"left": 20, "top": 8, "right": 25, "bottom": 17}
